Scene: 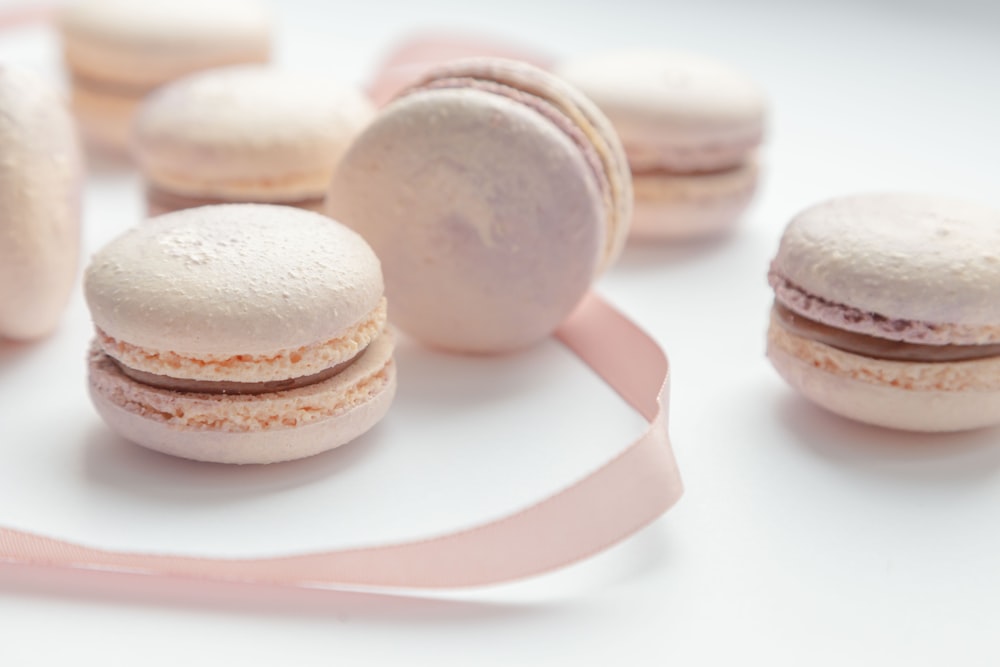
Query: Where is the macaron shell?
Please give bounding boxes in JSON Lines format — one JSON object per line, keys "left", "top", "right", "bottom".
{"left": 767, "top": 316, "right": 1000, "bottom": 432}
{"left": 59, "top": 0, "right": 271, "bottom": 87}
{"left": 84, "top": 204, "right": 384, "bottom": 356}
{"left": 328, "top": 87, "right": 605, "bottom": 353}
{"left": 772, "top": 193, "right": 1000, "bottom": 337}
{"left": 630, "top": 161, "right": 758, "bottom": 240}
{"left": 133, "top": 66, "right": 374, "bottom": 201}
{"left": 410, "top": 58, "right": 632, "bottom": 273}
{"left": 88, "top": 332, "right": 397, "bottom": 464}
{"left": 555, "top": 50, "right": 766, "bottom": 171}
{"left": 0, "top": 66, "right": 83, "bottom": 340}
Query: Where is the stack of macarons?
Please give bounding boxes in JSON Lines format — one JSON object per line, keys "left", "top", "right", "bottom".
{"left": 57, "top": 0, "right": 272, "bottom": 152}
{"left": 7, "top": 6, "right": 998, "bottom": 474}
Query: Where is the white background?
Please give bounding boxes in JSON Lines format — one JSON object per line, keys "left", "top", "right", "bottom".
{"left": 2, "top": 0, "right": 1000, "bottom": 664}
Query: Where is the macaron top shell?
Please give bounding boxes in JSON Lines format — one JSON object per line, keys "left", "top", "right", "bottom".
{"left": 0, "top": 66, "right": 82, "bottom": 340}
{"left": 329, "top": 58, "right": 631, "bottom": 352}
{"left": 555, "top": 49, "right": 766, "bottom": 170}
{"left": 59, "top": 0, "right": 271, "bottom": 86}
{"left": 770, "top": 193, "right": 1000, "bottom": 343}
{"left": 133, "top": 65, "right": 374, "bottom": 200}
{"left": 84, "top": 204, "right": 383, "bottom": 356}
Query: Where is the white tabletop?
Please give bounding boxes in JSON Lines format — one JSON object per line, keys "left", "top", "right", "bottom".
{"left": 2, "top": 0, "right": 999, "bottom": 664}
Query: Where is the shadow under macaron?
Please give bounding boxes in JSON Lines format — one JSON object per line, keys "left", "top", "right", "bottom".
{"left": 81, "top": 418, "right": 389, "bottom": 502}
{"left": 774, "top": 392, "right": 1000, "bottom": 483}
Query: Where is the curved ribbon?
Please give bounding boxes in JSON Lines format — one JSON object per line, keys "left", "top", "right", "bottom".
{"left": 0, "top": 293, "right": 681, "bottom": 589}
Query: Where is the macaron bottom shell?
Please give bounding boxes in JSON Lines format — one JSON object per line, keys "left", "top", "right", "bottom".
{"left": 630, "top": 162, "right": 758, "bottom": 240}
{"left": 767, "top": 314, "right": 1000, "bottom": 432}
{"left": 87, "top": 333, "right": 396, "bottom": 464}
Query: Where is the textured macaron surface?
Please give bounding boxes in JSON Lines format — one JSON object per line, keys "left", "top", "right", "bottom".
{"left": 555, "top": 50, "right": 765, "bottom": 170}
{"left": 85, "top": 204, "right": 384, "bottom": 366}
{"left": 59, "top": 0, "right": 271, "bottom": 86}
{"left": 134, "top": 65, "right": 374, "bottom": 200}
{"left": 0, "top": 66, "right": 83, "bottom": 340}
{"left": 770, "top": 193, "right": 1000, "bottom": 345}
{"left": 329, "top": 58, "right": 631, "bottom": 352}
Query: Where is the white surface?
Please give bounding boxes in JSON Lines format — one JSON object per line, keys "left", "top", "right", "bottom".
{"left": 2, "top": 0, "right": 1000, "bottom": 664}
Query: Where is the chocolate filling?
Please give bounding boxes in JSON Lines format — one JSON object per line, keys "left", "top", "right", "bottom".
{"left": 71, "top": 72, "right": 154, "bottom": 99}
{"left": 146, "top": 185, "right": 326, "bottom": 215}
{"left": 774, "top": 303, "right": 1000, "bottom": 362}
{"left": 112, "top": 354, "right": 361, "bottom": 395}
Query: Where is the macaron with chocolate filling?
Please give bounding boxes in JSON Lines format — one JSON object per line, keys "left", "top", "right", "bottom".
{"left": 767, "top": 193, "right": 1000, "bottom": 432}
{"left": 85, "top": 204, "right": 396, "bottom": 463}
{"left": 133, "top": 65, "right": 374, "bottom": 215}
{"left": 328, "top": 57, "right": 631, "bottom": 353}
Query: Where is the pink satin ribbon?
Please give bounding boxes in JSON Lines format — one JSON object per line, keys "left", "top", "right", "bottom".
{"left": 0, "top": 293, "right": 682, "bottom": 589}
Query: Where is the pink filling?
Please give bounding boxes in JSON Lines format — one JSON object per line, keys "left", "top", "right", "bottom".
{"left": 768, "top": 269, "right": 997, "bottom": 346}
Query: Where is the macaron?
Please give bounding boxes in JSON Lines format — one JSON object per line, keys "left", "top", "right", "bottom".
{"left": 766, "top": 193, "right": 1000, "bottom": 432}
{"left": 133, "top": 65, "right": 374, "bottom": 215}
{"left": 85, "top": 204, "right": 396, "bottom": 463}
{"left": 328, "top": 57, "right": 632, "bottom": 353}
{"left": 555, "top": 50, "right": 766, "bottom": 240}
{"left": 58, "top": 0, "right": 271, "bottom": 153}
{"left": 367, "top": 31, "right": 553, "bottom": 107}
{"left": 0, "top": 66, "right": 83, "bottom": 341}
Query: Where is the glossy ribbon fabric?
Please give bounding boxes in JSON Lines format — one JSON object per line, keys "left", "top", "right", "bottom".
{"left": 0, "top": 293, "right": 682, "bottom": 589}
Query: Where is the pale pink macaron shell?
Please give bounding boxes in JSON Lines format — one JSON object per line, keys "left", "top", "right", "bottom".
{"left": 328, "top": 58, "right": 631, "bottom": 353}
{"left": 770, "top": 193, "right": 1000, "bottom": 345}
{"left": 85, "top": 204, "right": 396, "bottom": 463}
{"left": 767, "top": 317, "right": 1000, "bottom": 432}
{"left": 0, "top": 66, "right": 83, "bottom": 341}
{"left": 767, "top": 193, "right": 1000, "bottom": 432}
{"left": 133, "top": 65, "right": 374, "bottom": 207}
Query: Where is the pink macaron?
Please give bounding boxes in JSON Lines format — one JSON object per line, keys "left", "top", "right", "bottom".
{"left": 133, "top": 65, "right": 374, "bottom": 215}
{"left": 58, "top": 0, "right": 272, "bottom": 153}
{"left": 555, "top": 49, "right": 766, "bottom": 241}
{"left": 328, "top": 57, "right": 632, "bottom": 353}
{"left": 85, "top": 204, "right": 397, "bottom": 463}
{"left": 767, "top": 193, "right": 1000, "bottom": 432}
{"left": 0, "top": 65, "right": 83, "bottom": 341}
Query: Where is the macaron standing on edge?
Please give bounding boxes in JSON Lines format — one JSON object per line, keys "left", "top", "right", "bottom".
{"left": 85, "top": 204, "right": 397, "bottom": 463}
{"left": 556, "top": 50, "right": 766, "bottom": 241}
{"left": 133, "top": 65, "right": 375, "bottom": 216}
{"left": 58, "top": 0, "right": 272, "bottom": 153}
{"left": 328, "top": 57, "right": 632, "bottom": 354}
{"left": 0, "top": 66, "right": 83, "bottom": 341}
{"left": 766, "top": 193, "right": 1000, "bottom": 432}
